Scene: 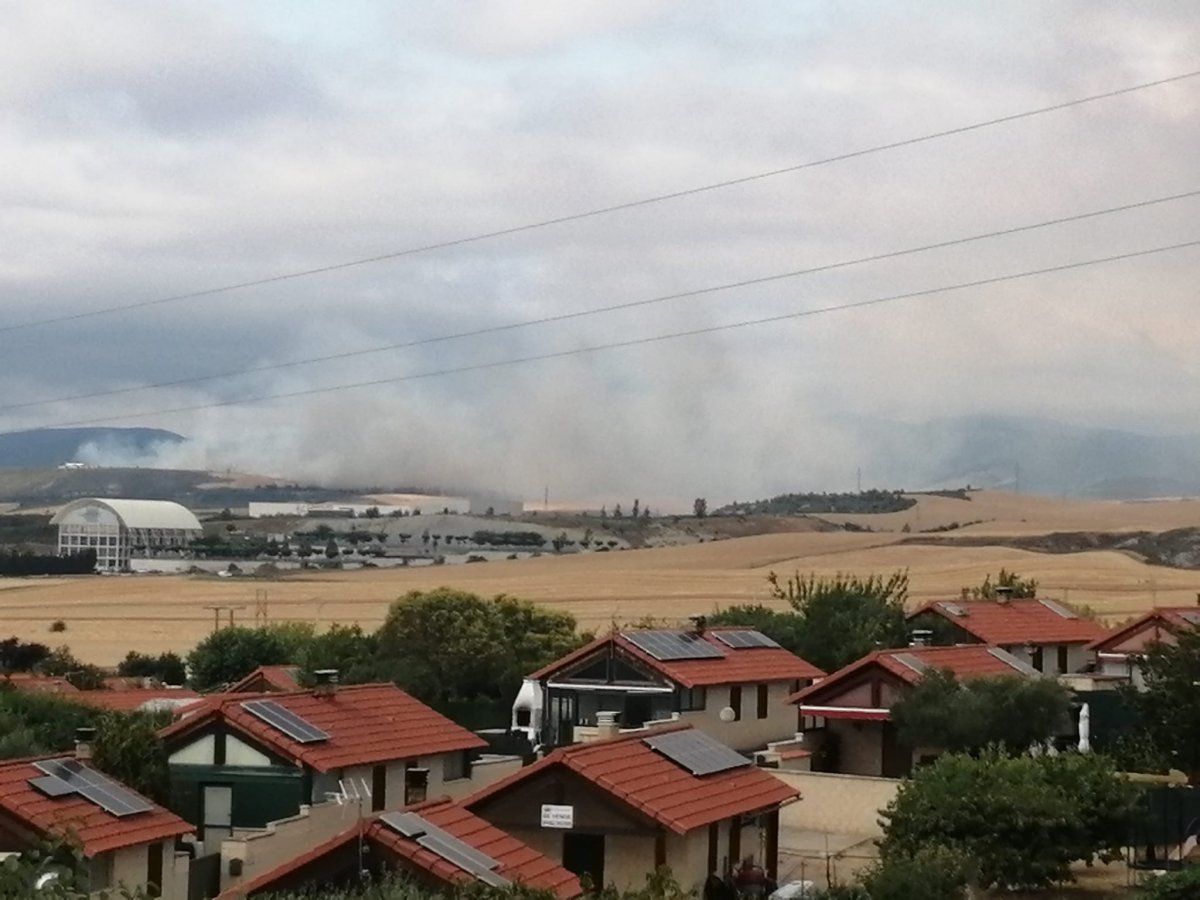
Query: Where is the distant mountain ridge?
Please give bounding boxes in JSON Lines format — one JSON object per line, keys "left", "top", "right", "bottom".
{"left": 0, "top": 427, "right": 185, "bottom": 468}
{"left": 871, "top": 416, "right": 1200, "bottom": 500}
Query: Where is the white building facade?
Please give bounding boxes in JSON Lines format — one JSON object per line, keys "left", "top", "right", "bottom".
{"left": 51, "top": 499, "right": 203, "bottom": 571}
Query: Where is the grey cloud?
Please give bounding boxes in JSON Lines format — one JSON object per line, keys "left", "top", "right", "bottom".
{"left": 1, "top": 1, "right": 1198, "bottom": 503}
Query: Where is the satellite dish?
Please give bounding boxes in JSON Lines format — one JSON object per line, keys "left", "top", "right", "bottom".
{"left": 35, "top": 871, "right": 61, "bottom": 890}
{"left": 719, "top": 706, "right": 736, "bottom": 723}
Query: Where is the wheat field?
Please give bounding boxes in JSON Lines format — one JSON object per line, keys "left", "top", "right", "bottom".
{"left": 2, "top": 492, "right": 1197, "bottom": 664}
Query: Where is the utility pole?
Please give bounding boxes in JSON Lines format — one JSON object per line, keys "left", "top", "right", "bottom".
{"left": 254, "top": 589, "right": 269, "bottom": 625}
{"left": 227, "top": 605, "right": 246, "bottom": 628}
{"left": 544, "top": 486, "right": 549, "bottom": 511}
{"left": 204, "top": 606, "right": 223, "bottom": 633}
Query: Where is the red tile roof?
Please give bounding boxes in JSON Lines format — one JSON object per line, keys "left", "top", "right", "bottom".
{"left": 1088, "top": 607, "right": 1200, "bottom": 652}
{"left": 0, "top": 756, "right": 192, "bottom": 856}
{"left": 71, "top": 688, "right": 201, "bottom": 712}
{"left": 160, "top": 683, "right": 485, "bottom": 772}
{"left": 3, "top": 674, "right": 79, "bottom": 694}
{"left": 217, "top": 799, "right": 581, "bottom": 900}
{"left": 227, "top": 665, "right": 302, "bottom": 693}
{"left": 791, "top": 644, "right": 1037, "bottom": 707}
{"left": 465, "top": 724, "right": 798, "bottom": 834}
{"left": 910, "top": 598, "right": 1108, "bottom": 646}
{"left": 529, "top": 627, "right": 823, "bottom": 688}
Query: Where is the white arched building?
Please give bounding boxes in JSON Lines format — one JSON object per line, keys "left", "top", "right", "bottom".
{"left": 51, "top": 498, "right": 203, "bottom": 571}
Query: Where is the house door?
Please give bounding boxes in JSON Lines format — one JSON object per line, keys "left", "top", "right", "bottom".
{"left": 562, "top": 833, "right": 605, "bottom": 887}
{"left": 880, "top": 724, "right": 911, "bottom": 778}
{"left": 550, "top": 693, "right": 578, "bottom": 745}
{"left": 201, "top": 785, "right": 233, "bottom": 842}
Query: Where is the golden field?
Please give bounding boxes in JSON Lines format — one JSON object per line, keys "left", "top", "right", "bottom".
{"left": 2, "top": 491, "right": 1198, "bottom": 665}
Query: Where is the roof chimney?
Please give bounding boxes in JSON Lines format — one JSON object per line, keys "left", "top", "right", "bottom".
{"left": 594, "top": 711, "right": 620, "bottom": 741}
{"left": 75, "top": 726, "right": 96, "bottom": 761}
{"left": 313, "top": 669, "right": 339, "bottom": 697}
{"left": 995, "top": 586, "right": 1014, "bottom": 605}
{"left": 909, "top": 629, "right": 933, "bottom": 648}
{"left": 687, "top": 614, "right": 707, "bottom": 634}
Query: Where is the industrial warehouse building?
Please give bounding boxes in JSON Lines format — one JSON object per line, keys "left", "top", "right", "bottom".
{"left": 51, "top": 498, "right": 203, "bottom": 571}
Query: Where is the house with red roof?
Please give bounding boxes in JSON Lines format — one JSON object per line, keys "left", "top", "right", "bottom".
{"left": 214, "top": 799, "right": 582, "bottom": 899}
{"left": 158, "top": 676, "right": 509, "bottom": 862}
{"left": 0, "top": 743, "right": 193, "bottom": 897}
{"left": 226, "top": 665, "right": 302, "bottom": 694}
{"left": 788, "top": 644, "right": 1041, "bottom": 777}
{"left": 1087, "top": 605, "right": 1200, "bottom": 686}
{"left": 463, "top": 723, "right": 799, "bottom": 891}
{"left": 515, "top": 621, "right": 823, "bottom": 752}
{"left": 907, "top": 596, "right": 1107, "bottom": 675}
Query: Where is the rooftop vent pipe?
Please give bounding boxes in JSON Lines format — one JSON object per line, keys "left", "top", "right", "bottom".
{"left": 313, "top": 669, "right": 339, "bottom": 697}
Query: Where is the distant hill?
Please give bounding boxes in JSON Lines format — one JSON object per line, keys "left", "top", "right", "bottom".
{"left": 862, "top": 416, "right": 1200, "bottom": 500}
{"left": 0, "top": 427, "right": 185, "bottom": 468}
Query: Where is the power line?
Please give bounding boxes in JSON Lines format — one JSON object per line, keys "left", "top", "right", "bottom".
{"left": 9, "top": 237, "right": 1197, "bottom": 433}
{"left": 5, "top": 187, "right": 1197, "bottom": 414}
{"left": 3, "top": 67, "right": 1198, "bottom": 335}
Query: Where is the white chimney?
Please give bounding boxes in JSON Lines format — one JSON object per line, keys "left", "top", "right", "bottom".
{"left": 75, "top": 727, "right": 96, "bottom": 761}
{"left": 595, "top": 711, "right": 620, "bottom": 741}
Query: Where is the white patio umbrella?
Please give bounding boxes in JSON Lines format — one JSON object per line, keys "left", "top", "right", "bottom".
{"left": 1077, "top": 702, "right": 1092, "bottom": 753}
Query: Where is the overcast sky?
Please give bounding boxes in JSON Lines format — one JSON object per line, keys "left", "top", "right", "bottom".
{"left": 1, "top": 1, "right": 1197, "bottom": 504}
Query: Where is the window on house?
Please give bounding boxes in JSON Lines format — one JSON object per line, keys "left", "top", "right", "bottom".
{"left": 1057, "top": 645, "right": 1069, "bottom": 674}
{"left": 677, "top": 686, "right": 706, "bottom": 712}
{"left": 515, "top": 708, "right": 531, "bottom": 727}
{"left": 756, "top": 684, "right": 769, "bottom": 719}
{"left": 404, "top": 765, "right": 428, "bottom": 805}
{"left": 443, "top": 751, "right": 470, "bottom": 782}
{"left": 1030, "top": 646, "right": 1044, "bottom": 672}
{"left": 730, "top": 685, "right": 742, "bottom": 722}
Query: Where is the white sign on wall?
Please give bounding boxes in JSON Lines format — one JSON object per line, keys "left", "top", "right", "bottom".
{"left": 540, "top": 804, "right": 574, "bottom": 829}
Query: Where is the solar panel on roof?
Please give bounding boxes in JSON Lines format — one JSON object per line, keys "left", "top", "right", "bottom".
{"left": 987, "top": 647, "right": 1042, "bottom": 677}
{"left": 29, "top": 774, "right": 75, "bottom": 797}
{"left": 892, "top": 653, "right": 929, "bottom": 675}
{"left": 712, "top": 630, "right": 780, "bottom": 650}
{"left": 624, "top": 629, "right": 726, "bottom": 661}
{"left": 1178, "top": 610, "right": 1200, "bottom": 625}
{"left": 937, "top": 602, "right": 967, "bottom": 617}
{"left": 1037, "top": 598, "right": 1078, "bottom": 619}
{"left": 644, "top": 730, "right": 750, "bottom": 776}
{"left": 31, "top": 758, "right": 153, "bottom": 817}
{"left": 378, "top": 811, "right": 510, "bottom": 887}
{"left": 241, "top": 699, "right": 330, "bottom": 744}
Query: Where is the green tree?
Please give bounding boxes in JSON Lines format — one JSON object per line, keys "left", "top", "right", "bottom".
{"left": 768, "top": 570, "right": 909, "bottom": 672}
{"left": 186, "top": 626, "right": 297, "bottom": 690}
{"left": 92, "top": 711, "right": 171, "bottom": 804}
{"left": 613, "top": 503, "right": 623, "bottom": 519}
{"left": 299, "top": 624, "right": 378, "bottom": 684}
{"left": 962, "top": 568, "right": 1038, "bottom": 600}
{"left": 37, "top": 646, "right": 105, "bottom": 690}
{"left": 364, "top": 506, "right": 380, "bottom": 518}
{"left": 891, "top": 670, "right": 1070, "bottom": 756}
{"left": 858, "top": 845, "right": 968, "bottom": 900}
{"left": 1126, "top": 629, "right": 1200, "bottom": 782}
{"left": 117, "top": 651, "right": 186, "bottom": 685}
{"left": 693, "top": 497, "right": 707, "bottom": 518}
{"left": 372, "top": 589, "right": 585, "bottom": 706}
{"left": 1138, "top": 864, "right": 1200, "bottom": 899}
{"left": 324, "top": 539, "right": 339, "bottom": 559}
{"left": 880, "top": 750, "right": 1138, "bottom": 890}
{"left": 631, "top": 499, "right": 640, "bottom": 520}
